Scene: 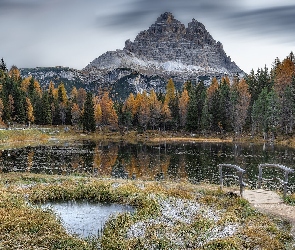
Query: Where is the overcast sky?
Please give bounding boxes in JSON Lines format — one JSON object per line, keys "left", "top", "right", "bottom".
{"left": 0, "top": 0, "right": 294, "bottom": 73}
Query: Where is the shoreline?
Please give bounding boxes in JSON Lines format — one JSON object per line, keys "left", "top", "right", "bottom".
{"left": 1, "top": 127, "right": 295, "bottom": 149}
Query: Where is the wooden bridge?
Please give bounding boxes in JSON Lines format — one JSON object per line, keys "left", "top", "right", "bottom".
{"left": 219, "top": 164, "right": 295, "bottom": 237}
{"left": 218, "top": 163, "right": 294, "bottom": 202}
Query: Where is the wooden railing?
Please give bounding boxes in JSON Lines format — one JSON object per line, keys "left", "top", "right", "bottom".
{"left": 218, "top": 164, "right": 246, "bottom": 197}
{"left": 257, "top": 164, "right": 294, "bottom": 198}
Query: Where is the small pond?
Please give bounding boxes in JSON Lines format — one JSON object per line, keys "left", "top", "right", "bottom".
{"left": 1, "top": 141, "right": 294, "bottom": 192}
{"left": 41, "top": 200, "right": 134, "bottom": 238}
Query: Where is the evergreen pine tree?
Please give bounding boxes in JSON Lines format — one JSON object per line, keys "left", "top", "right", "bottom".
{"left": 82, "top": 92, "right": 96, "bottom": 132}
{"left": 0, "top": 58, "right": 7, "bottom": 72}
{"left": 40, "top": 92, "right": 52, "bottom": 125}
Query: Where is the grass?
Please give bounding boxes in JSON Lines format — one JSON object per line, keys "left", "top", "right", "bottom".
{"left": 0, "top": 173, "right": 294, "bottom": 249}
{"left": 284, "top": 193, "right": 295, "bottom": 206}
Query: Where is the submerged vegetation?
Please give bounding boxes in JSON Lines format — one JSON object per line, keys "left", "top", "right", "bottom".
{"left": 0, "top": 173, "right": 294, "bottom": 249}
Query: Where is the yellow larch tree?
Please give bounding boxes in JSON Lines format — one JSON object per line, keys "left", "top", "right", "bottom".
{"left": 149, "top": 90, "right": 162, "bottom": 129}
{"left": 8, "top": 66, "right": 21, "bottom": 80}
{"left": 48, "top": 81, "right": 58, "bottom": 99}
{"left": 26, "top": 97, "right": 35, "bottom": 126}
{"left": 123, "top": 93, "right": 136, "bottom": 116}
{"left": 57, "top": 83, "right": 68, "bottom": 104}
{"left": 100, "top": 91, "right": 118, "bottom": 127}
{"left": 138, "top": 91, "right": 151, "bottom": 130}
{"left": 71, "top": 103, "right": 81, "bottom": 127}
{"left": 21, "top": 77, "right": 31, "bottom": 92}
{"left": 161, "top": 99, "right": 172, "bottom": 131}
{"left": 274, "top": 57, "right": 295, "bottom": 97}
{"left": 165, "top": 78, "right": 176, "bottom": 104}
{"left": 134, "top": 92, "right": 143, "bottom": 117}
{"left": 179, "top": 88, "right": 189, "bottom": 128}
{"left": 70, "top": 86, "right": 78, "bottom": 101}
{"left": 77, "top": 88, "right": 87, "bottom": 109}
{"left": 207, "top": 77, "right": 219, "bottom": 100}
{"left": 94, "top": 103, "right": 102, "bottom": 127}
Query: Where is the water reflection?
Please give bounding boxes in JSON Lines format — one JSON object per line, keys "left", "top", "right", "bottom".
{"left": 0, "top": 141, "right": 294, "bottom": 192}
{"left": 41, "top": 200, "right": 134, "bottom": 238}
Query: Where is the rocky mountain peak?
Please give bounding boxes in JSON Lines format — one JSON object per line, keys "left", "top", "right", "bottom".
{"left": 122, "top": 12, "right": 241, "bottom": 74}
{"left": 186, "top": 18, "right": 215, "bottom": 46}
{"left": 81, "top": 12, "right": 243, "bottom": 98}
{"left": 156, "top": 12, "right": 175, "bottom": 23}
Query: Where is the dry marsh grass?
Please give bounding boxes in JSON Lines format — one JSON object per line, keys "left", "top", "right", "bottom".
{"left": 0, "top": 173, "right": 294, "bottom": 249}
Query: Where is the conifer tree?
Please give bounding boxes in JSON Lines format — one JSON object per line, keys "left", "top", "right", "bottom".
{"left": 82, "top": 92, "right": 96, "bottom": 132}
{"left": 0, "top": 58, "right": 7, "bottom": 72}
{"left": 40, "top": 92, "right": 52, "bottom": 125}
{"left": 186, "top": 81, "right": 207, "bottom": 132}
{"left": 0, "top": 98, "right": 4, "bottom": 124}
{"left": 232, "top": 79, "right": 251, "bottom": 135}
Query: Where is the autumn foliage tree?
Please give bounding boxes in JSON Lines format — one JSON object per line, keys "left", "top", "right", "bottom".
{"left": 100, "top": 91, "right": 118, "bottom": 128}
{"left": 232, "top": 79, "right": 251, "bottom": 135}
{"left": 26, "top": 97, "right": 34, "bottom": 125}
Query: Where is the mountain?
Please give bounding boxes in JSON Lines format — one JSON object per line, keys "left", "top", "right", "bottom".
{"left": 20, "top": 12, "right": 243, "bottom": 100}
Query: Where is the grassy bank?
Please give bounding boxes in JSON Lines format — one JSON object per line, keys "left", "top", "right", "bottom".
{"left": 3, "top": 126, "right": 295, "bottom": 149}
{"left": 0, "top": 173, "right": 294, "bottom": 249}
{"left": 0, "top": 127, "right": 235, "bottom": 151}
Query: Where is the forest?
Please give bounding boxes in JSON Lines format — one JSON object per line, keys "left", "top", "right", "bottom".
{"left": 0, "top": 52, "right": 295, "bottom": 138}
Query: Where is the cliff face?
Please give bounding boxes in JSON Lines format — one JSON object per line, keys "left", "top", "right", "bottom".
{"left": 21, "top": 13, "right": 243, "bottom": 100}
{"left": 84, "top": 13, "right": 243, "bottom": 90}
{"left": 123, "top": 12, "right": 237, "bottom": 72}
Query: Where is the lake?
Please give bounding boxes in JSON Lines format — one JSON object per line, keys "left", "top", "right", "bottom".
{"left": 1, "top": 141, "right": 294, "bottom": 193}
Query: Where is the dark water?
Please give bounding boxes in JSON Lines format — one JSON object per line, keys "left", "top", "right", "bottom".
{"left": 1, "top": 141, "right": 294, "bottom": 192}
{"left": 41, "top": 200, "right": 134, "bottom": 238}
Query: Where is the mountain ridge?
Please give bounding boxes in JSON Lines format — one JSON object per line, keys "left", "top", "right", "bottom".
{"left": 20, "top": 12, "right": 244, "bottom": 99}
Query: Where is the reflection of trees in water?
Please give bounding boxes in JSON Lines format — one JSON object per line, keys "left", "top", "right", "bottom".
{"left": 1, "top": 142, "right": 294, "bottom": 192}
{"left": 0, "top": 151, "right": 3, "bottom": 173}
{"left": 26, "top": 151, "right": 34, "bottom": 172}
{"left": 93, "top": 144, "right": 118, "bottom": 176}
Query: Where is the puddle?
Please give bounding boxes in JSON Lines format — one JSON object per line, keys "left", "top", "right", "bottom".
{"left": 41, "top": 200, "right": 134, "bottom": 238}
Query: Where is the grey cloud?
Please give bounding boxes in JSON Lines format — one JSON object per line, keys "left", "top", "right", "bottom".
{"left": 0, "top": 0, "right": 43, "bottom": 9}
{"left": 227, "top": 5, "right": 295, "bottom": 42}
{"left": 98, "top": 1, "right": 295, "bottom": 44}
{"left": 99, "top": 0, "right": 237, "bottom": 29}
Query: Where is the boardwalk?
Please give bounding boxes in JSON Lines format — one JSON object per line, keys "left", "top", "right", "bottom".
{"left": 218, "top": 163, "right": 295, "bottom": 242}
{"left": 243, "top": 189, "right": 295, "bottom": 243}
{"left": 243, "top": 189, "right": 283, "bottom": 204}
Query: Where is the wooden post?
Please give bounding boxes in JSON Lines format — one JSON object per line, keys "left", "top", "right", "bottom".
{"left": 219, "top": 165, "right": 223, "bottom": 189}
{"left": 258, "top": 165, "right": 263, "bottom": 189}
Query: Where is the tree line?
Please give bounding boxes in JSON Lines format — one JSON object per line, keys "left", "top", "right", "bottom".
{"left": 0, "top": 52, "right": 294, "bottom": 137}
